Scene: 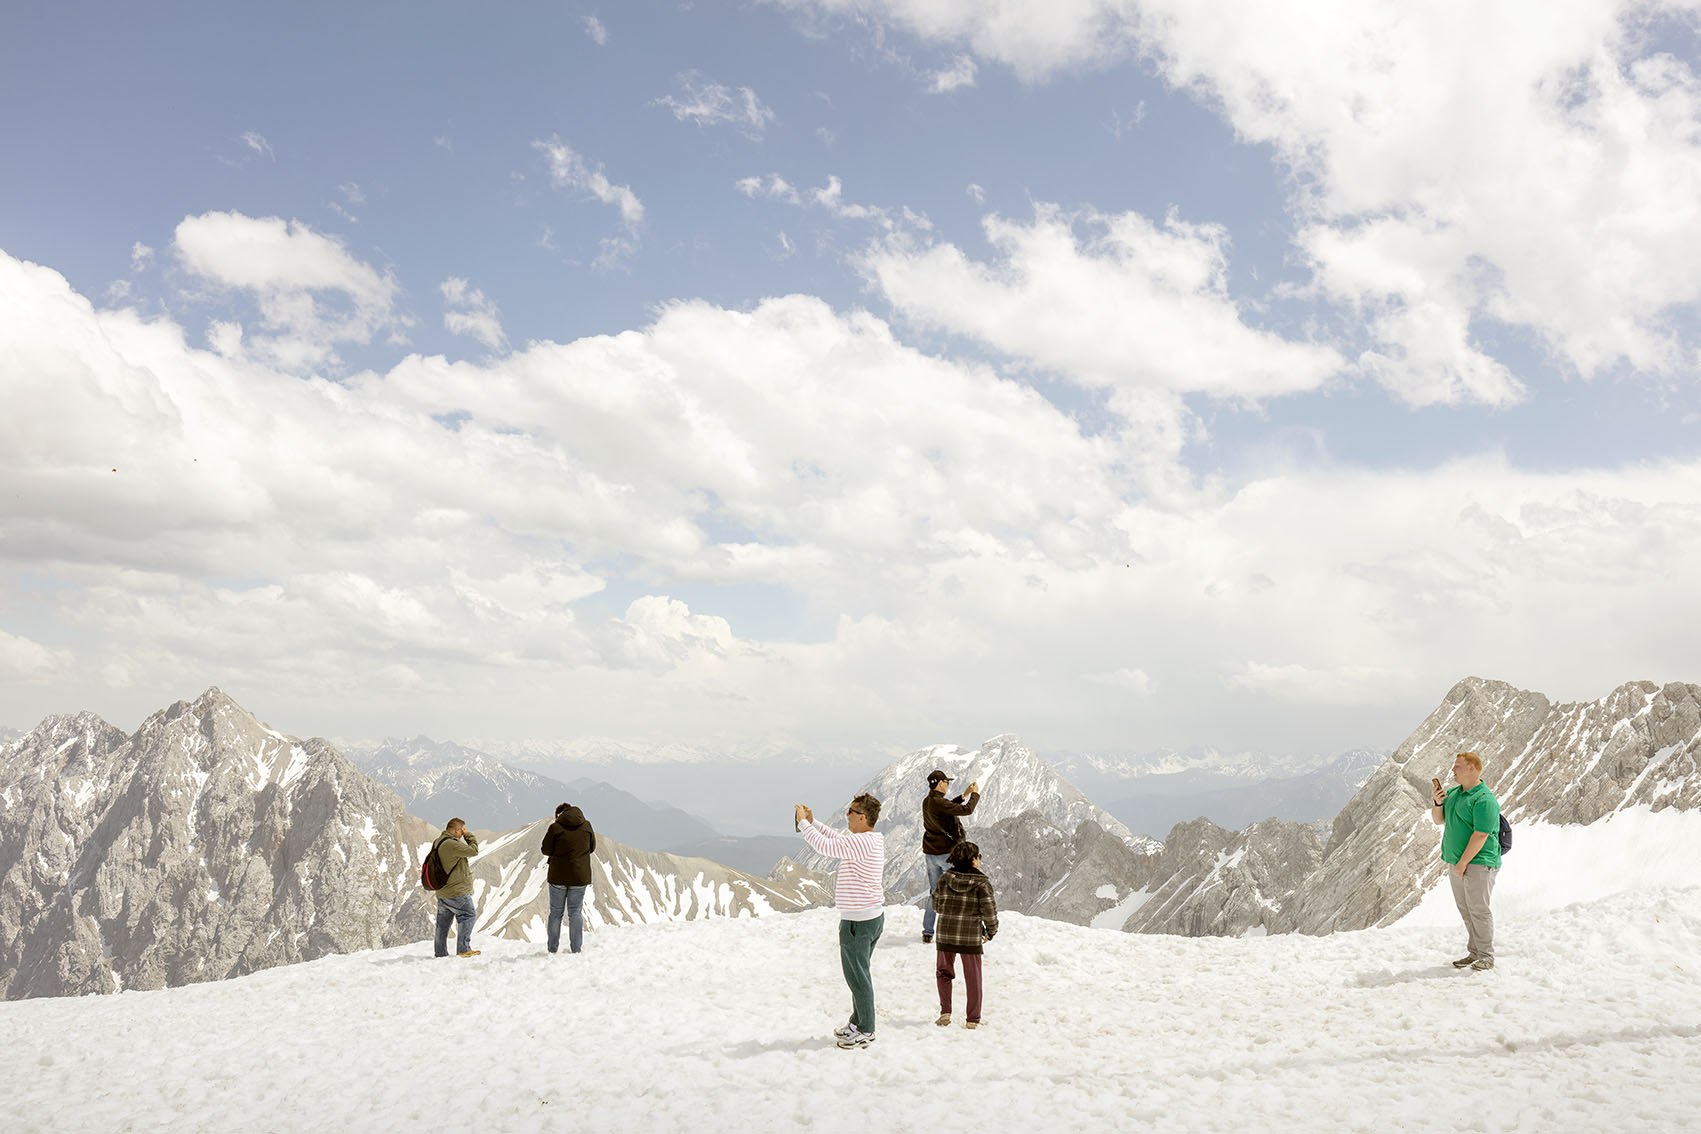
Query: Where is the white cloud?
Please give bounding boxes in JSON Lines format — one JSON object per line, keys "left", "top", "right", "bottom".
{"left": 440, "top": 277, "right": 508, "bottom": 352}
{"left": 583, "top": 13, "right": 608, "bottom": 45}
{"left": 736, "top": 174, "right": 801, "bottom": 205}
{"left": 929, "top": 54, "right": 977, "bottom": 92}
{"left": 0, "top": 629, "right": 73, "bottom": 680}
{"left": 10, "top": 246, "right": 1701, "bottom": 750}
{"left": 858, "top": 203, "right": 1344, "bottom": 401}
{"left": 238, "top": 130, "right": 274, "bottom": 160}
{"left": 766, "top": 0, "right": 1139, "bottom": 82}
{"left": 655, "top": 71, "right": 777, "bottom": 138}
{"left": 776, "top": 0, "right": 1701, "bottom": 406}
{"left": 966, "top": 183, "right": 984, "bottom": 204}
{"left": 533, "top": 136, "right": 645, "bottom": 267}
{"left": 130, "top": 242, "right": 154, "bottom": 272}
{"left": 171, "top": 211, "right": 404, "bottom": 371}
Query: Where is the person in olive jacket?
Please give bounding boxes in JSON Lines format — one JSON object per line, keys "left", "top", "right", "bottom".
{"left": 931, "top": 839, "right": 998, "bottom": 1029}
{"left": 541, "top": 803, "right": 596, "bottom": 954}
{"left": 432, "top": 818, "right": 481, "bottom": 957}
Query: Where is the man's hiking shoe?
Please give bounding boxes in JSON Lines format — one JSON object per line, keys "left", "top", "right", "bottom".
{"left": 922, "top": 933, "right": 933, "bottom": 944}
{"left": 965, "top": 1021, "right": 980, "bottom": 1029}
{"left": 457, "top": 950, "right": 481, "bottom": 957}
{"left": 1470, "top": 957, "right": 1494, "bottom": 971}
{"left": 935, "top": 1013, "right": 951, "bottom": 1027}
{"left": 1451, "top": 955, "right": 1476, "bottom": 968}
{"left": 833, "top": 1023, "right": 857, "bottom": 1040}
{"left": 836, "top": 1028, "right": 875, "bottom": 1049}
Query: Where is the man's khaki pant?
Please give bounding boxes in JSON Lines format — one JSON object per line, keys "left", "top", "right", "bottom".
{"left": 1448, "top": 862, "right": 1499, "bottom": 962}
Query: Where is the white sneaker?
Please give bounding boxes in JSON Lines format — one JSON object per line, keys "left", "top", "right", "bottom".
{"left": 833, "top": 1022, "right": 857, "bottom": 1039}
{"left": 836, "top": 1027, "right": 875, "bottom": 1049}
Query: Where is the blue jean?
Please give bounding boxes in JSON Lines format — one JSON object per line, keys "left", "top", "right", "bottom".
{"left": 921, "top": 853, "right": 951, "bottom": 935}
{"left": 435, "top": 895, "right": 476, "bottom": 956}
{"left": 548, "top": 883, "right": 587, "bottom": 953}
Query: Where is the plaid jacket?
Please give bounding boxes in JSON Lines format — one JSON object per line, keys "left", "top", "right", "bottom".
{"left": 930, "top": 866, "right": 998, "bottom": 954}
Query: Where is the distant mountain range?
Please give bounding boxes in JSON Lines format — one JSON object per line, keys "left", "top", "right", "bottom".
{"left": 345, "top": 736, "right": 801, "bottom": 875}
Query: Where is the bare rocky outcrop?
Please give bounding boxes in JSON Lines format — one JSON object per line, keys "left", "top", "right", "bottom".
{"left": 969, "top": 811, "right": 1160, "bottom": 925}
{"left": 1285, "top": 677, "right": 1701, "bottom": 935}
{"left": 0, "top": 689, "right": 435, "bottom": 1000}
{"left": 1122, "top": 817, "right": 1324, "bottom": 937}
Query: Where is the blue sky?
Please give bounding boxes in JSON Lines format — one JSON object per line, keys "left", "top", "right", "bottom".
{"left": 4, "top": 0, "right": 1701, "bottom": 765}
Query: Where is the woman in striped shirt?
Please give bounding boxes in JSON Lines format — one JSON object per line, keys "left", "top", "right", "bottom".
{"left": 797, "top": 793, "right": 886, "bottom": 1049}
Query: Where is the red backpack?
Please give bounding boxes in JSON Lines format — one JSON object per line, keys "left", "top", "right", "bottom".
{"left": 420, "top": 839, "right": 451, "bottom": 890}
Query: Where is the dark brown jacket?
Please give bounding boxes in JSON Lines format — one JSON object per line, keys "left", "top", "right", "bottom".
{"left": 921, "top": 790, "right": 980, "bottom": 855}
{"left": 930, "top": 865, "right": 998, "bottom": 954}
{"left": 541, "top": 807, "right": 596, "bottom": 887}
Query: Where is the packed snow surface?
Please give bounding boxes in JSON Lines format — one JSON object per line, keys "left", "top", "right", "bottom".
{"left": 6, "top": 890, "right": 1701, "bottom": 1132}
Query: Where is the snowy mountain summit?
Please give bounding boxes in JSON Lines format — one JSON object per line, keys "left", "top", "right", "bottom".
{"left": 798, "top": 734, "right": 1156, "bottom": 905}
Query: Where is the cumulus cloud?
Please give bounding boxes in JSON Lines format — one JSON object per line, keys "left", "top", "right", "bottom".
{"left": 775, "top": 0, "right": 1701, "bottom": 407}
{"left": 440, "top": 277, "right": 507, "bottom": 352}
{"left": 656, "top": 71, "right": 776, "bottom": 138}
{"left": 0, "top": 629, "right": 74, "bottom": 680}
{"left": 929, "top": 54, "right": 977, "bottom": 92}
{"left": 858, "top": 203, "right": 1344, "bottom": 401}
{"left": 171, "top": 210, "right": 404, "bottom": 370}
{"left": 8, "top": 246, "right": 1701, "bottom": 750}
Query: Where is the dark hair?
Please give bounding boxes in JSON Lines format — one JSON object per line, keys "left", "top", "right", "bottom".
{"left": 555, "top": 802, "right": 572, "bottom": 818}
{"left": 852, "top": 792, "right": 882, "bottom": 826}
{"left": 948, "top": 841, "right": 980, "bottom": 868}
{"left": 447, "top": 817, "right": 466, "bottom": 831}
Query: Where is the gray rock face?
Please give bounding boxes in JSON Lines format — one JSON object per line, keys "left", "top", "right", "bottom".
{"left": 1122, "top": 817, "right": 1324, "bottom": 937}
{"left": 1285, "top": 676, "right": 1701, "bottom": 935}
{"left": 971, "top": 811, "right": 1160, "bottom": 925}
{"left": 795, "top": 734, "right": 1157, "bottom": 905}
{"left": 0, "top": 689, "right": 435, "bottom": 1000}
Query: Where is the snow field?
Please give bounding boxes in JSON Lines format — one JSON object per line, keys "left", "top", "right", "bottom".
{"left": 5, "top": 891, "right": 1701, "bottom": 1132}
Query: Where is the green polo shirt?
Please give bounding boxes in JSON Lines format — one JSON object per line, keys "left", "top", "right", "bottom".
{"left": 1440, "top": 782, "right": 1501, "bottom": 868}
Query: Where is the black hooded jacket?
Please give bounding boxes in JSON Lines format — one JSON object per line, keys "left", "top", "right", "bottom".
{"left": 541, "top": 806, "right": 596, "bottom": 886}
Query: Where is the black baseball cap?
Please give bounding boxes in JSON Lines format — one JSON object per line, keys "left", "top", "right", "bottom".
{"left": 927, "top": 770, "right": 952, "bottom": 787}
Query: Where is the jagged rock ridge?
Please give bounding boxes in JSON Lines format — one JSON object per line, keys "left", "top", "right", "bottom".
{"left": 0, "top": 689, "right": 436, "bottom": 1000}
{"left": 1285, "top": 677, "right": 1701, "bottom": 935}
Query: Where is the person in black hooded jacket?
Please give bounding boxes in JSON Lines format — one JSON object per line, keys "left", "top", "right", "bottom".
{"left": 540, "top": 803, "right": 596, "bottom": 953}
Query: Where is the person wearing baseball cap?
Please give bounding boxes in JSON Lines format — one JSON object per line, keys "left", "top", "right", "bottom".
{"left": 921, "top": 770, "right": 980, "bottom": 943}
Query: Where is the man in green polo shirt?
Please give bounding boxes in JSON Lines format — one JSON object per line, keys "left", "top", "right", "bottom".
{"left": 1429, "top": 751, "right": 1502, "bottom": 971}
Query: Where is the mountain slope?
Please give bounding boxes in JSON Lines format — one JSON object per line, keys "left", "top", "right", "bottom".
{"left": 0, "top": 689, "right": 435, "bottom": 1000}
{"left": 1285, "top": 677, "right": 1701, "bottom": 934}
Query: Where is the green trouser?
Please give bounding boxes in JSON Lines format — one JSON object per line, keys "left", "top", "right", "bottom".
{"left": 838, "top": 913, "right": 885, "bottom": 1034}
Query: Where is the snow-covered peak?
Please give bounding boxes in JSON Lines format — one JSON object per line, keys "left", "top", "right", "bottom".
{"left": 799, "top": 733, "right": 1153, "bottom": 902}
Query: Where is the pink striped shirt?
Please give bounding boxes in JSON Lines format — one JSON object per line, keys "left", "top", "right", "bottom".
{"left": 800, "top": 820, "right": 886, "bottom": 920}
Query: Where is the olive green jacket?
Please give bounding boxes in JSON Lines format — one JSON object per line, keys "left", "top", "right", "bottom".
{"left": 432, "top": 832, "right": 480, "bottom": 899}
